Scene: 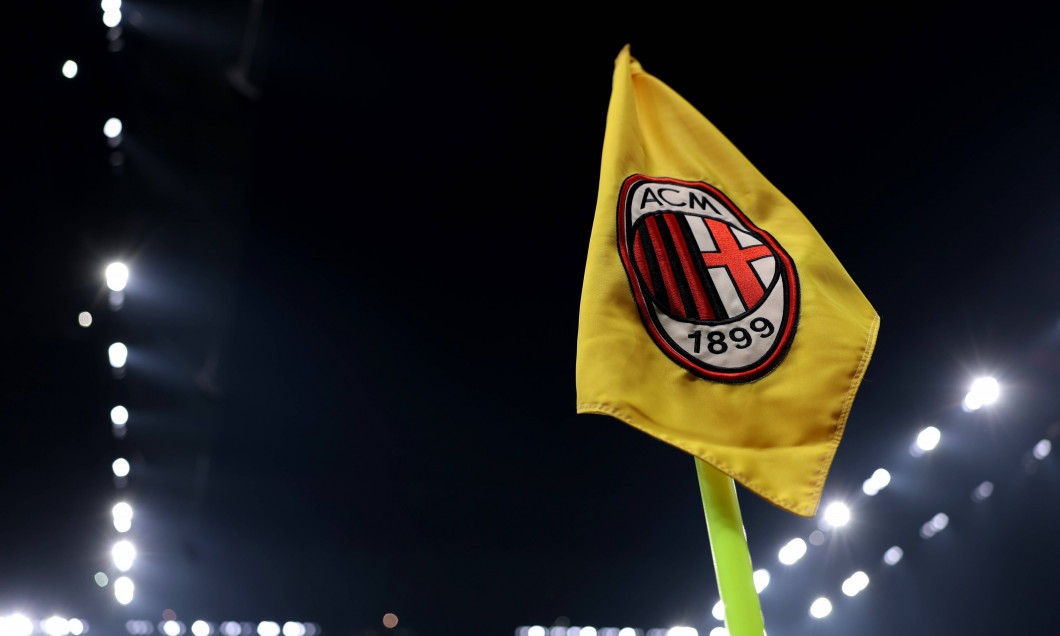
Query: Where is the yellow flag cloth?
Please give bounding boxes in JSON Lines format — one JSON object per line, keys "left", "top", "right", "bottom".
{"left": 577, "top": 46, "right": 879, "bottom": 517}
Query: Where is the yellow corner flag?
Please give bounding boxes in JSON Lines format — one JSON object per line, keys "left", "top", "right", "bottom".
{"left": 577, "top": 46, "right": 879, "bottom": 517}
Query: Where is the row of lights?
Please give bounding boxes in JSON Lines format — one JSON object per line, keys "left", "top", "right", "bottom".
{"left": 0, "top": 615, "right": 88, "bottom": 636}
{"left": 125, "top": 621, "right": 320, "bottom": 636}
{"left": 518, "top": 627, "right": 696, "bottom": 636}
{"left": 710, "top": 374, "right": 1054, "bottom": 626}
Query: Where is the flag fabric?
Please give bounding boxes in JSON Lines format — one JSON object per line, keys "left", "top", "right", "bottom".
{"left": 576, "top": 46, "right": 879, "bottom": 517}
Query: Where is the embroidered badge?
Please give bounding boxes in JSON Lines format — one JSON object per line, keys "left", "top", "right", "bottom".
{"left": 616, "top": 175, "right": 800, "bottom": 383}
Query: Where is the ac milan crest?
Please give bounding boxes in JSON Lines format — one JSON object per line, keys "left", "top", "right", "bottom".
{"left": 616, "top": 175, "right": 800, "bottom": 383}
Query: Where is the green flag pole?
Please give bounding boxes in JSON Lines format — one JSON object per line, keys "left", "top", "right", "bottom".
{"left": 695, "top": 457, "right": 765, "bottom": 636}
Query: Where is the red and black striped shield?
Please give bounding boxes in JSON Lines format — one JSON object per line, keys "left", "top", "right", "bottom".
{"left": 616, "top": 175, "right": 800, "bottom": 382}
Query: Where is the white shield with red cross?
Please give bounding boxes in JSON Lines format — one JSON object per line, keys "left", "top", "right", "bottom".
{"left": 616, "top": 175, "right": 800, "bottom": 383}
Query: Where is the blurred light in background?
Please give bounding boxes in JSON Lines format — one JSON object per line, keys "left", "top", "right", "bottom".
{"left": 78, "top": 311, "right": 92, "bottom": 327}
{"left": 972, "top": 481, "right": 994, "bottom": 502}
{"left": 580, "top": 628, "right": 597, "bottom": 636}
{"left": 618, "top": 629, "right": 637, "bottom": 636}
{"left": 281, "top": 623, "right": 304, "bottom": 636}
{"left": 67, "top": 620, "right": 84, "bottom": 636}
{"left": 109, "top": 343, "right": 128, "bottom": 368}
{"left": 112, "top": 540, "right": 135, "bottom": 571}
{"left": 111, "top": 405, "right": 129, "bottom": 425}
{"left": 112, "top": 458, "right": 130, "bottom": 478}
{"left": 0, "top": 615, "right": 34, "bottom": 636}
{"left": 62, "top": 60, "right": 79, "bottom": 78}
{"left": 962, "top": 376, "right": 1000, "bottom": 412}
{"left": 102, "top": 9, "right": 121, "bottom": 27}
{"left": 219, "top": 623, "right": 241, "bottom": 636}
{"left": 1033, "top": 439, "right": 1052, "bottom": 460}
{"left": 665, "top": 628, "right": 697, "bottom": 636}
{"left": 191, "top": 622, "right": 211, "bottom": 636}
{"left": 114, "top": 575, "right": 134, "bottom": 604}
{"left": 883, "top": 545, "right": 904, "bottom": 565}
{"left": 808, "top": 530, "right": 825, "bottom": 546}
{"left": 911, "top": 426, "right": 941, "bottom": 456}
{"left": 112, "top": 502, "right": 133, "bottom": 532}
{"left": 841, "top": 571, "right": 869, "bottom": 597}
{"left": 862, "top": 468, "right": 891, "bottom": 496}
{"left": 257, "top": 623, "right": 280, "bottom": 636}
{"left": 42, "top": 616, "right": 71, "bottom": 636}
{"left": 381, "top": 613, "right": 398, "bottom": 629}
{"left": 822, "top": 502, "right": 850, "bottom": 528}
{"left": 94, "top": 572, "right": 109, "bottom": 587}
{"left": 105, "top": 262, "right": 129, "bottom": 291}
{"left": 809, "top": 597, "right": 832, "bottom": 619}
{"left": 920, "top": 513, "right": 949, "bottom": 539}
{"left": 778, "top": 537, "right": 807, "bottom": 565}
{"left": 712, "top": 600, "right": 724, "bottom": 621}
{"left": 753, "top": 568, "right": 771, "bottom": 593}
{"left": 162, "top": 622, "right": 181, "bottom": 636}
{"left": 101, "top": 0, "right": 121, "bottom": 10}
{"left": 708, "top": 629, "right": 728, "bottom": 636}
{"left": 103, "top": 118, "right": 123, "bottom": 140}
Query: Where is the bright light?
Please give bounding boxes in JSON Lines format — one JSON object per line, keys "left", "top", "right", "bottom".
{"left": 103, "top": 118, "right": 123, "bottom": 139}
{"left": 68, "top": 619, "right": 84, "bottom": 636}
{"left": 191, "top": 622, "right": 210, "bottom": 636}
{"left": 114, "top": 576, "right": 134, "bottom": 604}
{"left": 753, "top": 568, "right": 771, "bottom": 593}
{"left": 62, "top": 60, "right": 79, "bottom": 78}
{"left": 112, "top": 539, "right": 135, "bottom": 571}
{"left": 883, "top": 545, "right": 904, "bottom": 565}
{"left": 163, "top": 621, "right": 181, "bottom": 636}
{"left": 281, "top": 623, "right": 304, "bottom": 636}
{"left": 778, "top": 537, "right": 807, "bottom": 565}
{"left": 258, "top": 622, "right": 280, "bottom": 636}
{"left": 972, "top": 481, "right": 995, "bottom": 502}
{"left": 109, "top": 342, "right": 128, "bottom": 368}
{"left": 666, "top": 628, "right": 697, "bottom": 636}
{"left": 618, "top": 629, "right": 637, "bottom": 636}
{"left": 105, "top": 262, "right": 129, "bottom": 291}
{"left": 94, "top": 571, "right": 109, "bottom": 586}
{"left": 101, "top": 0, "right": 121, "bottom": 10}
{"left": 113, "top": 501, "right": 133, "bottom": 519}
{"left": 709, "top": 629, "right": 729, "bottom": 636}
{"left": 528, "top": 628, "right": 546, "bottom": 636}
{"left": 862, "top": 468, "right": 891, "bottom": 495}
{"left": 823, "top": 501, "right": 851, "bottom": 528}
{"left": 0, "top": 615, "right": 34, "bottom": 636}
{"left": 712, "top": 599, "right": 725, "bottom": 620}
{"left": 841, "top": 571, "right": 870, "bottom": 597}
{"left": 220, "top": 623, "right": 241, "bottom": 636}
{"left": 581, "top": 628, "right": 597, "bottom": 636}
{"left": 963, "top": 376, "right": 1000, "bottom": 412}
{"left": 809, "top": 597, "right": 832, "bottom": 619}
{"left": 921, "top": 512, "right": 949, "bottom": 539}
{"left": 808, "top": 529, "right": 825, "bottom": 546}
{"left": 1034, "top": 439, "right": 1052, "bottom": 460}
{"left": 112, "top": 457, "right": 130, "bottom": 477}
{"left": 103, "top": 9, "right": 122, "bottom": 27}
{"left": 43, "top": 617, "right": 70, "bottom": 636}
{"left": 916, "top": 426, "right": 941, "bottom": 452}
{"left": 111, "top": 405, "right": 129, "bottom": 425}
{"left": 78, "top": 311, "right": 93, "bottom": 327}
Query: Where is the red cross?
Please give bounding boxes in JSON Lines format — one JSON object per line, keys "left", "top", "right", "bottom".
{"left": 700, "top": 218, "right": 773, "bottom": 309}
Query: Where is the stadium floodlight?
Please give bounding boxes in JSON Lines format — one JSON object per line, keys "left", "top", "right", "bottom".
{"left": 753, "top": 568, "right": 771, "bottom": 593}
{"left": 809, "top": 597, "right": 832, "bottom": 619}
{"left": 112, "top": 457, "right": 130, "bottom": 477}
{"left": 111, "top": 405, "right": 129, "bottom": 425}
{"left": 883, "top": 545, "right": 904, "bottom": 565}
{"left": 841, "top": 571, "right": 869, "bottom": 597}
{"left": 712, "top": 599, "right": 725, "bottom": 620}
{"left": 62, "top": 60, "right": 79, "bottom": 78}
{"left": 114, "top": 576, "right": 134, "bottom": 604}
{"left": 112, "top": 539, "right": 135, "bottom": 571}
{"left": 102, "top": 9, "right": 121, "bottom": 27}
{"left": 191, "top": 622, "right": 211, "bottom": 636}
{"left": 103, "top": 118, "right": 123, "bottom": 139}
{"left": 163, "top": 622, "right": 181, "bottom": 636}
{"left": 963, "top": 376, "right": 1000, "bottom": 411}
{"left": 778, "top": 537, "right": 807, "bottom": 565}
{"left": 822, "top": 501, "right": 850, "bottom": 528}
{"left": 862, "top": 468, "right": 891, "bottom": 495}
{"left": 915, "top": 426, "right": 941, "bottom": 453}
{"left": 67, "top": 619, "right": 84, "bottom": 636}
{"left": 257, "top": 623, "right": 280, "bottom": 636}
{"left": 109, "top": 342, "right": 128, "bottom": 368}
{"left": 105, "top": 262, "right": 129, "bottom": 291}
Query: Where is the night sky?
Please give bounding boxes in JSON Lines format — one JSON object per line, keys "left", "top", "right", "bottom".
{"left": 5, "top": 2, "right": 1060, "bottom": 635}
